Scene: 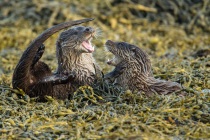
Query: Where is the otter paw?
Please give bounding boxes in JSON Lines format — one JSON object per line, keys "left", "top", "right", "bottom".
{"left": 32, "top": 44, "right": 45, "bottom": 67}
{"left": 67, "top": 72, "right": 76, "bottom": 81}
{"left": 60, "top": 71, "right": 76, "bottom": 83}
{"left": 36, "top": 44, "right": 45, "bottom": 58}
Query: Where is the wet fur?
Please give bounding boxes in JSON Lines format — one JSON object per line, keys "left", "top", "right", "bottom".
{"left": 12, "top": 18, "right": 101, "bottom": 101}
{"left": 104, "top": 40, "right": 182, "bottom": 95}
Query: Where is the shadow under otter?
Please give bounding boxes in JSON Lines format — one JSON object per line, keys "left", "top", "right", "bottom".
{"left": 12, "top": 18, "right": 102, "bottom": 101}
{"left": 104, "top": 40, "right": 182, "bottom": 95}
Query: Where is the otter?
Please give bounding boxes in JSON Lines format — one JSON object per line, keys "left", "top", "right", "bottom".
{"left": 104, "top": 40, "right": 182, "bottom": 95}
{"left": 12, "top": 18, "right": 102, "bottom": 101}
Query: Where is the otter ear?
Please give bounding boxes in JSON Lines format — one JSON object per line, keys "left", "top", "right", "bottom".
{"left": 130, "top": 46, "right": 136, "bottom": 56}
{"left": 130, "top": 47, "right": 136, "bottom": 54}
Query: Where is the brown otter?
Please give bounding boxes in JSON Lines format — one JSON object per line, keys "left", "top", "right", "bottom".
{"left": 12, "top": 18, "right": 102, "bottom": 101}
{"left": 104, "top": 40, "right": 182, "bottom": 95}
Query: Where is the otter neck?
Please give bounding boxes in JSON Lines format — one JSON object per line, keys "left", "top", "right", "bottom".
{"left": 57, "top": 47, "right": 95, "bottom": 74}
{"left": 63, "top": 49, "right": 96, "bottom": 85}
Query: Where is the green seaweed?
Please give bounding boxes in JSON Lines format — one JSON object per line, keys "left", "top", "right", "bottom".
{"left": 0, "top": 0, "right": 210, "bottom": 139}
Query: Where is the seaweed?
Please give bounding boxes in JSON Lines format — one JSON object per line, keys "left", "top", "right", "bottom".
{"left": 0, "top": 0, "right": 210, "bottom": 139}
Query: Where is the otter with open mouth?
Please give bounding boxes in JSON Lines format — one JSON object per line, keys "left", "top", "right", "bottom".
{"left": 55, "top": 25, "right": 102, "bottom": 96}
{"left": 12, "top": 18, "right": 102, "bottom": 101}
{"left": 104, "top": 40, "right": 182, "bottom": 95}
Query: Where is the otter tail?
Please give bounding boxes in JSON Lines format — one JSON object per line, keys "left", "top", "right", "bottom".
{"left": 147, "top": 77, "right": 182, "bottom": 95}
{"left": 12, "top": 18, "right": 94, "bottom": 90}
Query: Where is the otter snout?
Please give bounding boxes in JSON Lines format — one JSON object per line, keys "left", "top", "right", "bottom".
{"left": 105, "top": 40, "right": 115, "bottom": 46}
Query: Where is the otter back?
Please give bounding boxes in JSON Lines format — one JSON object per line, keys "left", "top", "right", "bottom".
{"left": 104, "top": 40, "right": 182, "bottom": 95}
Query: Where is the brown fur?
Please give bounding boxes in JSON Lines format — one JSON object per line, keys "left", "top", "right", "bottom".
{"left": 12, "top": 18, "right": 102, "bottom": 101}
{"left": 104, "top": 40, "right": 182, "bottom": 95}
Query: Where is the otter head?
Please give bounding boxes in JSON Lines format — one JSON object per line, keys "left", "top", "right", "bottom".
{"left": 105, "top": 40, "right": 137, "bottom": 66}
{"left": 57, "top": 26, "right": 95, "bottom": 53}
{"left": 105, "top": 40, "right": 152, "bottom": 76}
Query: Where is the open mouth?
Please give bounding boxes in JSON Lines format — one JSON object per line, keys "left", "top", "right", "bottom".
{"left": 107, "top": 55, "right": 123, "bottom": 66}
{"left": 107, "top": 57, "right": 116, "bottom": 66}
{"left": 105, "top": 48, "right": 122, "bottom": 66}
{"left": 82, "top": 34, "right": 94, "bottom": 53}
{"left": 105, "top": 40, "right": 116, "bottom": 65}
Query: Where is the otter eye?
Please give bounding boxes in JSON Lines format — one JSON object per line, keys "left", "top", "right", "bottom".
{"left": 118, "top": 43, "right": 124, "bottom": 46}
{"left": 85, "top": 28, "right": 90, "bottom": 32}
